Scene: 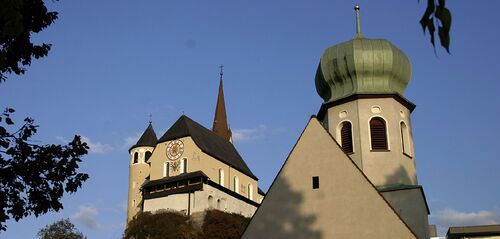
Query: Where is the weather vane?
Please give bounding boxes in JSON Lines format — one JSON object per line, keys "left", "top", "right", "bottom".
{"left": 148, "top": 113, "right": 152, "bottom": 124}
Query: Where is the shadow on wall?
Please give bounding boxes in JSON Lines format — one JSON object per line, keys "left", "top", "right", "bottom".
{"left": 244, "top": 175, "right": 322, "bottom": 239}
{"left": 385, "top": 165, "right": 415, "bottom": 186}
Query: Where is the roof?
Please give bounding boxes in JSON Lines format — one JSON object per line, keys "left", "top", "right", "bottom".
{"left": 129, "top": 123, "right": 157, "bottom": 151}
{"left": 447, "top": 225, "right": 500, "bottom": 238}
{"left": 212, "top": 78, "right": 232, "bottom": 141}
{"left": 143, "top": 171, "right": 208, "bottom": 189}
{"left": 158, "top": 115, "right": 258, "bottom": 180}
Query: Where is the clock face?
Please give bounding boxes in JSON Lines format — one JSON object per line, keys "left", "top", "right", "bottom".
{"left": 166, "top": 140, "right": 184, "bottom": 160}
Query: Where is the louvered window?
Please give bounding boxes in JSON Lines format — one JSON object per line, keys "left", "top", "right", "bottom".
{"left": 370, "top": 117, "right": 388, "bottom": 150}
{"left": 341, "top": 122, "right": 353, "bottom": 153}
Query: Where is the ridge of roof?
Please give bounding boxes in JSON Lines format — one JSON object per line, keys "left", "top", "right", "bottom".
{"left": 158, "top": 115, "right": 257, "bottom": 180}
{"left": 130, "top": 123, "right": 157, "bottom": 151}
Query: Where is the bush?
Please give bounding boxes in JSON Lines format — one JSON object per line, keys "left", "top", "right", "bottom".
{"left": 124, "top": 209, "right": 250, "bottom": 239}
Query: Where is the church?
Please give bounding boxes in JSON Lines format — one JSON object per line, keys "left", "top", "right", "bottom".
{"left": 127, "top": 5, "right": 431, "bottom": 239}
{"left": 242, "top": 5, "right": 429, "bottom": 239}
{"left": 126, "top": 68, "right": 265, "bottom": 222}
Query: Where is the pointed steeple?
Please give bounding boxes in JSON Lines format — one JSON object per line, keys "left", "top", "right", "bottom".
{"left": 130, "top": 121, "right": 157, "bottom": 151}
{"left": 212, "top": 65, "right": 232, "bottom": 141}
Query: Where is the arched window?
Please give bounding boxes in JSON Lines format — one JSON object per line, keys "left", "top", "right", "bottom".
{"left": 208, "top": 196, "right": 214, "bottom": 209}
{"left": 233, "top": 176, "right": 239, "bottom": 193}
{"left": 219, "top": 169, "right": 225, "bottom": 187}
{"left": 163, "top": 162, "right": 170, "bottom": 177}
{"left": 340, "top": 122, "right": 353, "bottom": 153}
{"left": 145, "top": 151, "right": 152, "bottom": 162}
{"left": 133, "top": 152, "right": 139, "bottom": 164}
{"left": 400, "top": 122, "right": 411, "bottom": 156}
{"left": 370, "top": 117, "right": 388, "bottom": 150}
{"left": 180, "top": 158, "right": 187, "bottom": 174}
{"left": 248, "top": 184, "right": 253, "bottom": 200}
{"left": 217, "top": 199, "right": 221, "bottom": 209}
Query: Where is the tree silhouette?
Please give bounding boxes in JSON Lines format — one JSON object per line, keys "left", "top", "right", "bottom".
{"left": 0, "top": 0, "right": 89, "bottom": 231}
{"left": 37, "top": 218, "right": 86, "bottom": 239}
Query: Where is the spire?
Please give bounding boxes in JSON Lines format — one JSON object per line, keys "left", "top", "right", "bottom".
{"left": 130, "top": 121, "right": 157, "bottom": 151}
{"left": 212, "top": 65, "right": 232, "bottom": 141}
{"left": 354, "top": 4, "right": 363, "bottom": 38}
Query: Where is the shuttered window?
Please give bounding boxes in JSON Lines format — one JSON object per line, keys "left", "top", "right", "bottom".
{"left": 340, "top": 122, "right": 353, "bottom": 153}
{"left": 370, "top": 117, "right": 388, "bottom": 150}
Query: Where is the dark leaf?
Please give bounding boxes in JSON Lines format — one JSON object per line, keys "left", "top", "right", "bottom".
{"left": 5, "top": 118, "right": 14, "bottom": 125}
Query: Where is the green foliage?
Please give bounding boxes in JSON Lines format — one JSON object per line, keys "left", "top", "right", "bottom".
{"left": 124, "top": 209, "right": 250, "bottom": 239}
{"left": 124, "top": 211, "right": 195, "bottom": 239}
{"left": 200, "top": 210, "right": 251, "bottom": 239}
{"left": 0, "top": 0, "right": 59, "bottom": 82}
{"left": 0, "top": 0, "right": 89, "bottom": 231}
{"left": 0, "top": 108, "right": 89, "bottom": 231}
{"left": 419, "top": 0, "right": 452, "bottom": 53}
{"left": 37, "top": 218, "right": 86, "bottom": 239}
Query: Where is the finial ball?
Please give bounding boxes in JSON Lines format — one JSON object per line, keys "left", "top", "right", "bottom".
{"left": 354, "top": 4, "right": 360, "bottom": 11}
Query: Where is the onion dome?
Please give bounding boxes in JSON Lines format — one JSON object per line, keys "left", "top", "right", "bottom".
{"left": 315, "top": 5, "right": 411, "bottom": 103}
{"left": 129, "top": 121, "right": 157, "bottom": 151}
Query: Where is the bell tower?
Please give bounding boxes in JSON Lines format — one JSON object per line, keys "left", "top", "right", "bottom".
{"left": 315, "top": 5, "right": 429, "bottom": 238}
{"left": 127, "top": 121, "right": 157, "bottom": 222}
{"left": 315, "top": 4, "right": 416, "bottom": 187}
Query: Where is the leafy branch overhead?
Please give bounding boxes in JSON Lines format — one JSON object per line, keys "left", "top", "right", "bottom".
{"left": 0, "top": 108, "right": 89, "bottom": 231}
{"left": 420, "top": 0, "right": 452, "bottom": 53}
{"left": 0, "top": 0, "right": 58, "bottom": 82}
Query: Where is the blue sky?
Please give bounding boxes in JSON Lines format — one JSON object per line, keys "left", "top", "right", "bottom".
{"left": 1, "top": 1, "right": 499, "bottom": 238}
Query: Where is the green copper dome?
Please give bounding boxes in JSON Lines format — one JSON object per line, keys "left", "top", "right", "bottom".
{"left": 315, "top": 6, "right": 411, "bottom": 103}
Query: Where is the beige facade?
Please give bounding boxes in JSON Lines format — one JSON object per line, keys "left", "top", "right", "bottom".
{"left": 148, "top": 136, "right": 258, "bottom": 201}
{"left": 323, "top": 97, "right": 417, "bottom": 187}
{"left": 127, "top": 146, "right": 154, "bottom": 222}
{"left": 242, "top": 118, "right": 417, "bottom": 239}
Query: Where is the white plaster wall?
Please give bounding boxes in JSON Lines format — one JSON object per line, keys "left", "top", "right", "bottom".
{"left": 143, "top": 193, "right": 190, "bottom": 214}
{"left": 193, "top": 184, "right": 257, "bottom": 218}
{"left": 142, "top": 183, "right": 257, "bottom": 218}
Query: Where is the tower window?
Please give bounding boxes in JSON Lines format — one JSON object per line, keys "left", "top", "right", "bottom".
{"left": 400, "top": 122, "right": 411, "bottom": 156}
{"left": 340, "top": 122, "right": 353, "bottom": 153}
{"left": 234, "top": 176, "right": 239, "bottom": 193}
{"left": 219, "top": 169, "right": 225, "bottom": 187}
{"left": 248, "top": 184, "right": 254, "bottom": 200}
{"left": 370, "top": 117, "right": 388, "bottom": 150}
{"left": 180, "top": 158, "right": 188, "bottom": 173}
{"left": 163, "top": 162, "right": 170, "bottom": 177}
{"left": 133, "top": 152, "right": 139, "bottom": 164}
{"left": 312, "top": 176, "right": 320, "bottom": 189}
{"left": 145, "top": 151, "right": 152, "bottom": 162}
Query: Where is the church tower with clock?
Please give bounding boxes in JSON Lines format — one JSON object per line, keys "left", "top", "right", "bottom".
{"left": 126, "top": 68, "right": 264, "bottom": 223}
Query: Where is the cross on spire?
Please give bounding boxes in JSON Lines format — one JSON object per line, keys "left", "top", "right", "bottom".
{"left": 219, "top": 64, "right": 224, "bottom": 81}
